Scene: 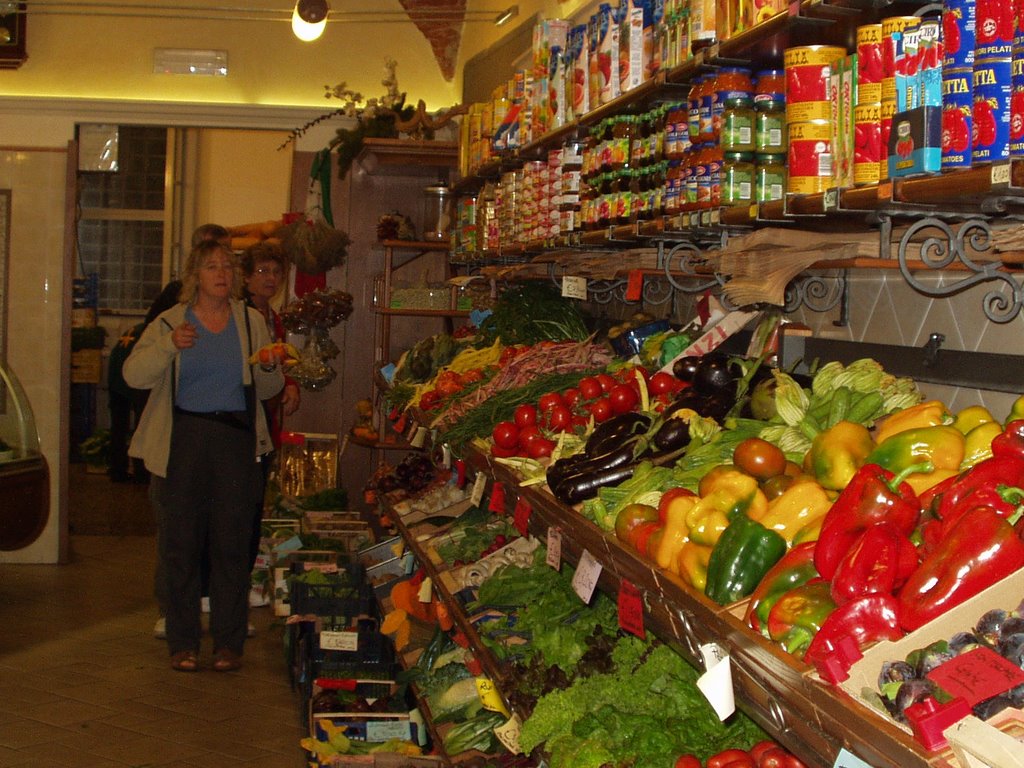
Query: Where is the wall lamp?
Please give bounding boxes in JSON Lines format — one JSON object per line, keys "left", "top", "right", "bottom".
{"left": 494, "top": 4, "right": 517, "bottom": 26}
{"left": 292, "top": 0, "right": 329, "bottom": 42}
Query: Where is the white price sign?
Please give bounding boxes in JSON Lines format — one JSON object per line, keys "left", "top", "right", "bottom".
{"left": 832, "top": 748, "right": 876, "bottom": 768}
{"left": 696, "top": 643, "right": 734, "bottom": 720}
{"left": 319, "top": 630, "right": 359, "bottom": 652}
{"left": 366, "top": 719, "right": 413, "bottom": 742}
{"left": 546, "top": 527, "right": 562, "bottom": 570}
{"left": 561, "top": 275, "right": 588, "bottom": 300}
{"left": 571, "top": 548, "right": 602, "bottom": 604}
{"left": 470, "top": 472, "right": 487, "bottom": 507}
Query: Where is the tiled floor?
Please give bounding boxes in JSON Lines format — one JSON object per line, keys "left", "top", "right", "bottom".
{"left": 0, "top": 535, "right": 309, "bottom": 767}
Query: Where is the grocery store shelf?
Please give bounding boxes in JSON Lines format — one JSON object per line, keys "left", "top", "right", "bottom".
{"left": 374, "top": 307, "right": 472, "bottom": 318}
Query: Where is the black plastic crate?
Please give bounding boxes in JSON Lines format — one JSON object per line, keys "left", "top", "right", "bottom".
{"left": 288, "top": 564, "right": 374, "bottom": 622}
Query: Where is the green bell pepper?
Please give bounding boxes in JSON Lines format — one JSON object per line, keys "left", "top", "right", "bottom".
{"left": 704, "top": 514, "right": 787, "bottom": 605}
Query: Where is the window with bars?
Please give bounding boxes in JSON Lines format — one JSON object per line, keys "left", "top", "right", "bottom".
{"left": 77, "top": 126, "right": 169, "bottom": 312}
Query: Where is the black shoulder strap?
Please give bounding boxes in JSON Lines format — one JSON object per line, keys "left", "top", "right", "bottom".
{"left": 161, "top": 317, "right": 177, "bottom": 406}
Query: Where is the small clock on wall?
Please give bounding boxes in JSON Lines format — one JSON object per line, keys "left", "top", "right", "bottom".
{"left": 0, "top": 2, "right": 26, "bottom": 69}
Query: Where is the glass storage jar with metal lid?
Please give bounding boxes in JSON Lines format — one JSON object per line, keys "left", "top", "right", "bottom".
{"left": 422, "top": 183, "right": 452, "bottom": 241}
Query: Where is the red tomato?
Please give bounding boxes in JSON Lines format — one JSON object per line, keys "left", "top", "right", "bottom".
{"left": 708, "top": 750, "right": 754, "bottom": 768}
{"left": 460, "top": 368, "right": 484, "bottom": 385}
{"left": 733, "top": 437, "right": 787, "bottom": 480}
{"left": 538, "top": 392, "right": 565, "bottom": 414}
{"left": 723, "top": 759, "right": 755, "bottom": 768}
{"left": 588, "top": 397, "right": 613, "bottom": 423}
{"left": 527, "top": 437, "right": 556, "bottom": 459}
{"left": 783, "top": 756, "right": 808, "bottom": 768}
{"left": 513, "top": 404, "right": 538, "bottom": 429}
{"left": 490, "top": 443, "right": 520, "bottom": 458}
{"left": 571, "top": 414, "right": 590, "bottom": 431}
{"left": 596, "top": 373, "right": 617, "bottom": 394}
{"left": 749, "top": 741, "right": 780, "bottom": 762}
{"left": 561, "top": 387, "right": 582, "bottom": 408}
{"left": 608, "top": 383, "right": 639, "bottom": 414}
{"left": 578, "top": 376, "right": 602, "bottom": 400}
{"left": 546, "top": 404, "right": 573, "bottom": 433}
{"left": 629, "top": 521, "right": 662, "bottom": 557}
{"left": 649, "top": 371, "right": 681, "bottom": 396}
{"left": 755, "top": 748, "right": 790, "bottom": 768}
{"left": 517, "top": 424, "right": 541, "bottom": 450}
{"left": 492, "top": 421, "right": 520, "bottom": 450}
{"left": 674, "top": 756, "right": 702, "bottom": 768}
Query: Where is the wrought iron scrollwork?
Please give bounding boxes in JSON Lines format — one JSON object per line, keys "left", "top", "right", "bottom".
{"left": 662, "top": 241, "right": 727, "bottom": 294}
{"left": 896, "top": 216, "right": 1023, "bottom": 323}
{"left": 783, "top": 272, "right": 847, "bottom": 315}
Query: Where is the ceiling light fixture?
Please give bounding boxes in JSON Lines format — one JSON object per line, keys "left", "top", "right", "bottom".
{"left": 493, "top": 4, "right": 517, "bottom": 26}
{"left": 292, "top": 0, "right": 328, "bottom": 42}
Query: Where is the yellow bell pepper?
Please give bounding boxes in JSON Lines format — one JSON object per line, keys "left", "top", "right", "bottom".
{"left": 793, "top": 516, "right": 824, "bottom": 545}
{"left": 874, "top": 400, "right": 953, "bottom": 444}
{"left": 866, "top": 424, "right": 966, "bottom": 494}
{"left": 1007, "top": 394, "right": 1024, "bottom": 426}
{"left": 653, "top": 493, "right": 697, "bottom": 570}
{"left": 953, "top": 405, "right": 996, "bottom": 435}
{"left": 806, "top": 421, "right": 876, "bottom": 491}
{"left": 686, "top": 469, "right": 768, "bottom": 546}
{"left": 960, "top": 421, "right": 1003, "bottom": 470}
{"left": 676, "top": 541, "right": 713, "bottom": 591}
{"left": 758, "top": 479, "right": 833, "bottom": 544}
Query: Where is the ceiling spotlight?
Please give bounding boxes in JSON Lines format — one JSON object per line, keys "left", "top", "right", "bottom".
{"left": 292, "top": 0, "right": 329, "bottom": 42}
{"left": 494, "top": 5, "right": 518, "bottom": 26}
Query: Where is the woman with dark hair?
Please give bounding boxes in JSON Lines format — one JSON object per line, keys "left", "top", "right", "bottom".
{"left": 125, "top": 241, "right": 283, "bottom": 672}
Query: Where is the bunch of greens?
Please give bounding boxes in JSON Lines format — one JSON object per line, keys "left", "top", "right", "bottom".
{"left": 519, "top": 642, "right": 766, "bottom": 768}
{"left": 478, "top": 284, "right": 589, "bottom": 346}
{"left": 470, "top": 554, "right": 618, "bottom": 675}
{"left": 434, "top": 508, "right": 519, "bottom": 565}
{"left": 298, "top": 487, "right": 350, "bottom": 510}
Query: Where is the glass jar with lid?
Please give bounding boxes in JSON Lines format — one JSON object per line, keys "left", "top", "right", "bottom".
{"left": 722, "top": 152, "right": 755, "bottom": 206}
{"left": 721, "top": 95, "right": 756, "bottom": 152}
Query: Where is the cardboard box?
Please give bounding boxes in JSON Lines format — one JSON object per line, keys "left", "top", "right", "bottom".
{"left": 71, "top": 349, "right": 102, "bottom": 384}
{"left": 836, "top": 571, "right": 1024, "bottom": 752}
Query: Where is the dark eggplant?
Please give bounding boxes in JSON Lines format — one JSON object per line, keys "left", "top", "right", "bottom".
{"left": 550, "top": 440, "right": 645, "bottom": 493}
{"left": 545, "top": 451, "right": 595, "bottom": 488}
{"left": 552, "top": 463, "right": 639, "bottom": 505}
{"left": 693, "top": 352, "right": 736, "bottom": 394}
{"left": 653, "top": 416, "right": 691, "bottom": 453}
{"left": 672, "top": 355, "right": 701, "bottom": 383}
{"left": 584, "top": 412, "right": 652, "bottom": 457}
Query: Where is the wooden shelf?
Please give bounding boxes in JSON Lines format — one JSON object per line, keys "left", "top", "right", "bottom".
{"left": 374, "top": 308, "right": 471, "bottom": 318}
{"left": 356, "top": 139, "right": 458, "bottom": 177}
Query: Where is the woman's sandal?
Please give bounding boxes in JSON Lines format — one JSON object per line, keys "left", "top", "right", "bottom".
{"left": 170, "top": 650, "right": 198, "bottom": 672}
{"left": 212, "top": 648, "right": 242, "bottom": 672}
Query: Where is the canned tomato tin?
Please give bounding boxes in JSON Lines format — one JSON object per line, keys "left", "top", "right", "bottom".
{"left": 975, "top": 0, "right": 1013, "bottom": 60}
{"left": 854, "top": 103, "right": 883, "bottom": 185}
{"left": 784, "top": 46, "right": 846, "bottom": 122}
{"left": 787, "top": 121, "right": 832, "bottom": 194}
{"left": 972, "top": 55, "right": 1012, "bottom": 163}
{"left": 942, "top": 67, "right": 974, "bottom": 167}
{"left": 1011, "top": 48, "right": 1024, "bottom": 156}
{"left": 942, "top": 0, "right": 975, "bottom": 71}
{"left": 882, "top": 16, "right": 920, "bottom": 104}
{"left": 857, "top": 25, "right": 884, "bottom": 104}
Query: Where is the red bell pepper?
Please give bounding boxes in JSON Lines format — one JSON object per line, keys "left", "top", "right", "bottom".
{"left": 744, "top": 542, "right": 819, "bottom": 635}
{"left": 829, "top": 521, "right": 919, "bottom": 606}
{"left": 766, "top": 579, "right": 836, "bottom": 657}
{"left": 898, "top": 505, "right": 1024, "bottom": 631}
{"left": 991, "top": 419, "right": 1024, "bottom": 460}
{"left": 804, "top": 593, "right": 904, "bottom": 663}
{"left": 814, "top": 462, "right": 927, "bottom": 580}
{"left": 931, "top": 454, "right": 1024, "bottom": 527}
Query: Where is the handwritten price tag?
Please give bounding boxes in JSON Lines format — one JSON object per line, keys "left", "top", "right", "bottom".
{"left": 513, "top": 498, "right": 532, "bottom": 536}
{"left": 476, "top": 677, "right": 510, "bottom": 717}
{"left": 417, "top": 576, "right": 433, "bottom": 603}
{"left": 488, "top": 482, "right": 506, "bottom": 514}
{"left": 696, "top": 643, "right": 734, "bottom": 720}
{"left": 366, "top": 720, "right": 412, "bottom": 742}
{"left": 625, "top": 270, "right": 644, "bottom": 302}
{"left": 617, "top": 579, "right": 645, "bottom": 639}
{"left": 832, "top": 748, "right": 876, "bottom": 768}
{"left": 561, "top": 275, "right": 588, "bottom": 300}
{"left": 470, "top": 473, "right": 487, "bottom": 507}
{"left": 571, "top": 548, "right": 602, "bottom": 604}
{"left": 927, "top": 646, "right": 1024, "bottom": 706}
{"left": 546, "top": 527, "right": 562, "bottom": 570}
{"left": 494, "top": 713, "right": 523, "bottom": 754}
{"left": 319, "top": 630, "right": 359, "bottom": 652}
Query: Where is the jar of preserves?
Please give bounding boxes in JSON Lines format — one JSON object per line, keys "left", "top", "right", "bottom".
{"left": 755, "top": 69, "right": 786, "bottom": 98}
{"left": 665, "top": 159, "right": 683, "bottom": 214}
{"left": 686, "top": 143, "right": 702, "bottom": 206}
{"left": 650, "top": 104, "right": 669, "bottom": 163}
{"left": 610, "top": 115, "right": 634, "bottom": 171}
{"left": 722, "top": 152, "right": 755, "bottom": 206}
{"left": 615, "top": 170, "right": 633, "bottom": 224}
{"left": 755, "top": 94, "right": 787, "bottom": 154}
{"left": 632, "top": 112, "right": 651, "bottom": 168}
{"left": 651, "top": 161, "right": 667, "bottom": 216}
{"left": 689, "top": 75, "right": 707, "bottom": 143}
{"left": 755, "top": 154, "right": 786, "bottom": 202}
{"left": 600, "top": 119, "right": 615, "bottom": 173}
{"left": 721, "top": 96, "right": 756, "bottom": 152}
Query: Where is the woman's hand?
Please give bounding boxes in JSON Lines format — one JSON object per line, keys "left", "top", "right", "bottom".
{"left": 281, "top": 383, "right": 301, "bottom": 416}
{"left": 172, "top": 322, "right": 197, "bottom": 349}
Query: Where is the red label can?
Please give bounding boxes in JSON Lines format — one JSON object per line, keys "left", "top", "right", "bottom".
{"left": 880, "top": 101, "right": 897, "bottom": 180}
{"left": 854, "top": 103, "right": 883, "bottom": 185}
{"left": 787, "top": 120, "right": 832, "bottom": 194}
{"left": 942, "top": 67, "right": 974, "bottom": 167}
{"left": 1011, "top": 45, "right": 1024, "bottom": 155}
{"left": 857, "top": 25, "right": 884, "bottom": 104}
{"left": 784, "top": 46, "right": 846, "bottom": 122}
{"left": 882, "top": 16, "right": 920, "bottom": 104}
